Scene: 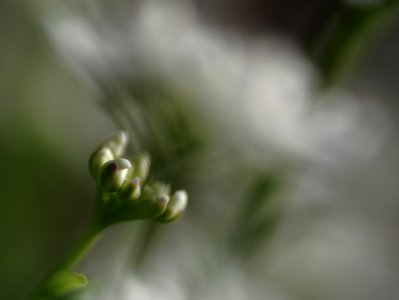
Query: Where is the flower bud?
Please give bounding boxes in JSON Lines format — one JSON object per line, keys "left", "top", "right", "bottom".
{"left": 128, "top": 191, "right": 169, "bottom": 220}
{"left": 138, "top": 182, "right": 170, "bottom": 216}
{"left": 99, "top": 158, "right": 131, "bottom": 192}
{"left": 105, "top": 182, "right": 171, "bottom": 224}
{"left": 120, "top": 177, "right": 141, "bottom": 201}
{"left": 89, "top": 147, "right": 114, "bottom": 177}
{"left": 157, "top": 190, "right": 188, "bottom": 223}
{"left": 98, "top": 131, "right": 128, "bottom": 157}
{"left": 130, "top": 153, "right": 151, "bottom": 182}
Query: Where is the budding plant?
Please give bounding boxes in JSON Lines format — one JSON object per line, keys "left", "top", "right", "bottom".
{"left": 28, "top": 131, "right": 188, "bottom": 300}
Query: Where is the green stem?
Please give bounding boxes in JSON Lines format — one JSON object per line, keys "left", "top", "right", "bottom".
{"left": 230, "top": 171, "right": 283, "bottom": 258}
{"left": 59, "top": 222, "right": 103, "bottom": 271}
{"left": 132, "top": 221, "right": 159, "bottom": 270}
{"left": 27, "top": 211, "right": 104, "bottom": 300}
{"left": 315, "top": 0, "right": 399, "bottom": 88}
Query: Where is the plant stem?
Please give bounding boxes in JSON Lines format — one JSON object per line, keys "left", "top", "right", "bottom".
{"left": 26, "top": 218, "right": 103, "bottom": 300}
{"left": 59, "top": 222, "right": 103, "bottom": 271}
{"left": 314, "top": 0, "right": 399, "bottom": 88}
{"left": 132, "top": 221, "right": 159, "bottom": 270}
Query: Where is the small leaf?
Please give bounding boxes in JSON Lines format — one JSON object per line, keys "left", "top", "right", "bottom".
{"left": 36, "top": 270, "right": 88, "bottom": 300}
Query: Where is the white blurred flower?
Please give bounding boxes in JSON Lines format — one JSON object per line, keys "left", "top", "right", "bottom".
{"left": 115, "top": 225, "right": 294, "bottom": 300}
{"left": 42, "top": 0, "right": 390, "bottom": 165}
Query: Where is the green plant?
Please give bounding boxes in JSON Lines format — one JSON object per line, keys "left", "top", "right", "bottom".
{"left": 27, "top": 131, "right": 188, "bottom": 300}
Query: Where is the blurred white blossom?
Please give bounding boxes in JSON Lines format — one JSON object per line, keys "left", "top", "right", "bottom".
{"left": 43, "top": 0, "right": 390, "bottom": 164}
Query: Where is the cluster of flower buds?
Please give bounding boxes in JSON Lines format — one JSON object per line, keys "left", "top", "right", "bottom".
{"left": 89, "top": 131, "right": 188, "bottom": 227}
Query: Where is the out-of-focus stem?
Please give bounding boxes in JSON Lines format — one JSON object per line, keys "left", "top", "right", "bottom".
{"left": 132, "top": 222, "right": 159, "bottom": 270}
{"left": 27, "top": 218, "right": 102, "bottom": 300}
{"left": 314, "top": 0, "right": 399, "bottom": 88}
{"left": 59, "top": 222, "right": 103, "bottom": 271}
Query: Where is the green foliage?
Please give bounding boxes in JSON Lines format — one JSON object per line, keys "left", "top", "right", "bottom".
{"left": 31, "top": 270, "right": 88, "bottom": 300}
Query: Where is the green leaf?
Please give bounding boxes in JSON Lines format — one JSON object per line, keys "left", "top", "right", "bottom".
{"left": 36, "top": 270, "right": 88, "bottom": 300}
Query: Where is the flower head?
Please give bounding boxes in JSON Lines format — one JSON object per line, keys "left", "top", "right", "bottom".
{"left": 89, "top": 131, "right": 188, "bottom": 228}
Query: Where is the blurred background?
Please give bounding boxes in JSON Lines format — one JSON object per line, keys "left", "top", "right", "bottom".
{"left": 1, "top": 0, "right": 399, "bottom": 299}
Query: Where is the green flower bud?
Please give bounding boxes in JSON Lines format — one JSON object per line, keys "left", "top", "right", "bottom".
{"left": 124, "top": 192, "right": 169, "bottom": 221}
{"left": 89, "top": 147, "right": 114, "bottom": 177}
{"left": 88, "top": 132, "right": 189, "bottom": 227}
{"left": 99, "top": 158, "right": 131, "bottom": 192}
{"left": 119, "top": 177, "right": 141, "bottom": 201}
{"left": 105, "top": 182, "right": 170, "bottom": 224}
{"left": 157, "top": 190, "right": 188, "bottom": 223}
{"left": 98, "top": 131, "right": 128, "bottom": 157}
{"left": 132, "top": 182, "right": 170, "bottom": 219}
{"left": 130, "top": 153, "right": 151, "bottom": 182}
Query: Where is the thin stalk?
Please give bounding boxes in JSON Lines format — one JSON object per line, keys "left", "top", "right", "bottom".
{"left": 132, "top": 221, "right": 159, "bottom": 270}
{"left": 27, "top": 207, "right": 104, "bottom": 300}
{"left": 314, "top": 0, "right": 399, "bottom": 88}
{"left": 59, "top": 222, "right": 103, "bottom": 271}
{"left": 229, "top": 171, "right": 283, "bottom": 258}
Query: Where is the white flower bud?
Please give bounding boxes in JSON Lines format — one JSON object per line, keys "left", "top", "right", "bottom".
{"left": 89, "top": 147, "right": 114, "bottom": 177}
{"left": 131, "top": 182, "right": 171, "bottom": 219}
{"left": 131, "top": 153, "right": 151, "bottom": 182}
{"left": 98, "top": 131, "right": 128, "bottom": 157}
{"left": 120, "top": 177, "right": 141, "bottom": 201}
{"left": 99, "top": 158, "right": 131, "bottom": 192}
{"left": 157, "top": 190, "right": 188, "bottom": 223}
